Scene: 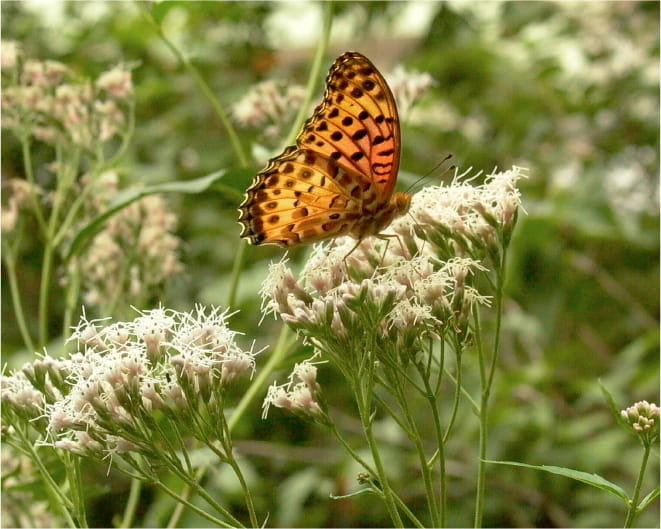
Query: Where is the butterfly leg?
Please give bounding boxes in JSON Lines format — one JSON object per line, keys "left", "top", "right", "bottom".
{"left": 340, "top": 237, "right": 365, "bottom": 278}
{"left": 375, "top": 232, "right": 411, "bottom": 261}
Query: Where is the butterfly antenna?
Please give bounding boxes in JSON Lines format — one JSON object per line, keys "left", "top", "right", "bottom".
{"left": 404, "top": 153, "right": 454, "bottom": 194}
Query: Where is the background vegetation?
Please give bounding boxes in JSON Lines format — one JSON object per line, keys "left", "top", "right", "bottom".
{"left": 2, "top": 1, "right": 658, "bottom": 527}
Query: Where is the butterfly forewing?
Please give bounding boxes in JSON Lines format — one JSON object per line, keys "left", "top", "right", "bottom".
{"left": 239, "top": 51, "right": 407, "bottom": 248}
{"left": 299, "top": 52, "right": 401, "bottom": 198}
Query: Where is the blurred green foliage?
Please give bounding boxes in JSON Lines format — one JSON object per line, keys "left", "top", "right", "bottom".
{"left": 2, "top": 1, "right": 658, "bottom": 527}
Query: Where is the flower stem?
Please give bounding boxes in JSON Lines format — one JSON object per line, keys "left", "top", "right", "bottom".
{"left": 420, "top": 365, "right": 448, "bottom": 527}
{"left": 284, "top": 2, "right": 333, "bottom": 146}
{"left": 119, "top": 478, "right": 142, "bottom": 529}
{"left": 155, "top": 481, "right": 238, "bottom": 528}
{"left": 226, "top": 453, "right": 259, "bottom": 528}
{"left": 624, "top": 441, "right": 652, "bottom": 528}
{"left": 137, "top": 2, "right": 249, "bottom": 168}
{"left": 171, "top": 466, "right": 245, "bottom": 528}
{"left": 229, "top": 325, "right": 293, "bottom": 431}
{"left": 8, "top": 425, "right": 77, "bottom": 528}
{"left": 68, "top": 455, "right": 89, "bottom": 528}
{"left": 330, "top": 424, "right": 425, "bottom": 528}
{"left": 3, "top": 245, "right": 36, "bottom": 352}
{"left": 395, "top": 377, "right": 440, "bottom": 527}
{"left": 355, "top": 374, "right": 404, "bottom": 528}
{"left": 474, "top": 264, "right": 506, "bottom": 528}
{"left": 20, "top": 134, "right": 47, "bottom": 234}
{"left": 443, "top": 341, "right": 463, "bottom": 443}
{"left": 363, "top": 416, "right": 404, "bottom": 528}
{"left": 38, "top": 241, "right": 55, "bottom": 348}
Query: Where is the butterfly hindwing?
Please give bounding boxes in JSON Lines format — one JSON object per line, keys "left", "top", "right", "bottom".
{"left": 239, "top": 148, "right": 370, "bottom": 247}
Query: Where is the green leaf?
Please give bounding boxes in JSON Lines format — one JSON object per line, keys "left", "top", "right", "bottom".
{"left": 64, "top": 170, "right": 228, "bottom": 263}
{"left": 599, "top": 380, "right": 629, "bottom": 431}
{"left": 485, "top": 460, "right": 629, "bottom": 502}
{"left": 637, "top": 486, "right": 660, "bottom": 511}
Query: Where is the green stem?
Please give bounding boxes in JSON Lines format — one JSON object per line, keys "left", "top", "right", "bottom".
{"left": 227, "top": 239, "right": 246, "bottom": 309}
{"left": 442, "top": 365, "right": 480, "bottom": 414}
{"left": 38, "top": 148, "right": 79, "bottom": 348}
{"left": 226, "top": 454, "right": 259, "bottom": 528}
{"left": 166, "top": 486, "right": 189, "bottom": 528}
{"left": 120, "top": 479, "right": 142, "bottom": 529}
{"left": 69, "top": 455, "right": 88, "bottom": 528}
{"left": 624, "top": 442, "right": 652, "bottom": 528}
{"left": 103, "top": 99, "right": 136, "bottom": 169}
{"left": 285, "top": 2, "right": 333, "bottom": 146}
{"left": 391, "top": 491, "right": 426, "bottom": 529}
{"left": 160, "top": 456, "right": 245, "bottom": 528}
{"left": 485, "top": 271, "right": 505, "bottom": 392}
{"left": 329, "top": 418, "right": 424, "bottom": 527}
{"left": 443, "top": 342, "right": 463, "bottom": 443}
{"left": 354, "top": 373, "right": 404, "bottom": 529}
{"left": 3, "top": 247, "right": 36, "bottom": 352}
{"left": 228, "top": 325, "right": 292, "bottom": 431}
{"left": 363, "top": 414, "right": 404, "bottom": 527}
{"left": 420, "top": 367, "right": 448, "bottom": 527}
{"left": 155, "top": 481, "right": 237, "bottom": 528}
{"left": 474, "top": 265, "right": 506, "bottom": 528}
{"left": 38, "top": 241, "right": 55, "bottom": 348}
{"left": 474, "top": 390, "right": 489, "bottom": 528}
{"left": 51, "top": 180, "right": 94, "bottom": 248}
{"left": 19, "top": 134, "right": 47, "bottom": 234}
{"left": 137, "top": 2, "right": 248, "bottom": 168}
{"left": 62, "top": 264, "right": 82, "bottom": 341}
{"left": 395, "top": 378, "right": 440, "bottom": 527}
{"left": 186, "top": 476, "right": 245, "bottom": 528}
{"left": 9, "top": 426, "right": 77, "bottom": 528}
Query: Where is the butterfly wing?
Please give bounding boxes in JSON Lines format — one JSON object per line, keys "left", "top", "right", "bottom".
{"left": 239, "top": 52, "right": 403, "bottom": 247}
{"left": 239, "top": 147, "right": 371, "bottom": 247}
{"left": 298, "top": 52, "right": 401, "bottom": 198}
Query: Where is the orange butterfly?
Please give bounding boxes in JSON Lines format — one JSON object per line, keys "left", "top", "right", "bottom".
{"left": 238, "top": 51, "right": 411, "bottom": 248}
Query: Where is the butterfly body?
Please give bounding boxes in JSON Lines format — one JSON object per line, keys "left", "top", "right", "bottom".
{"left": 239, "top": 52, "right": 410, "bottom": 248}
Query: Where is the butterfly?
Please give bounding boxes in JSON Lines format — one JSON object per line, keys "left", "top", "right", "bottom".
{"left": 238, "top": 51, "right": 411, "bottom": 248}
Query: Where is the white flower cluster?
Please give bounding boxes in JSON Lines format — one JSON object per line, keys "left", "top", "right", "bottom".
{"left": 259, "top": 167, "right": 523, "bottom": 386}
{"left": 1, "top": 40, "right": 133, "bottom": 149}
{"left": 231, "top": 79, "right": 306, "bottom": 140}
{"left": 620, "top": 400, "right": 659, "bottom": 445}
{"left": 1, "top": 179, "right": 40, "bottom": 233}
{"left": 387, "top": 64, "right": 437, "bottom": 120}
{"left": 65, "top": 174, "right": 184, "bottom": 311}
{"left": 403, "top": 166, "right": 526, "bottom": 263}
{"left": 1, "top": 306, "right": 259, "bottom": 459}
{"left": 262, "top": 355, "right": 327, "bottom": 420}
{"left": 262, "top": 251, "right": 487, "bottom": 368}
